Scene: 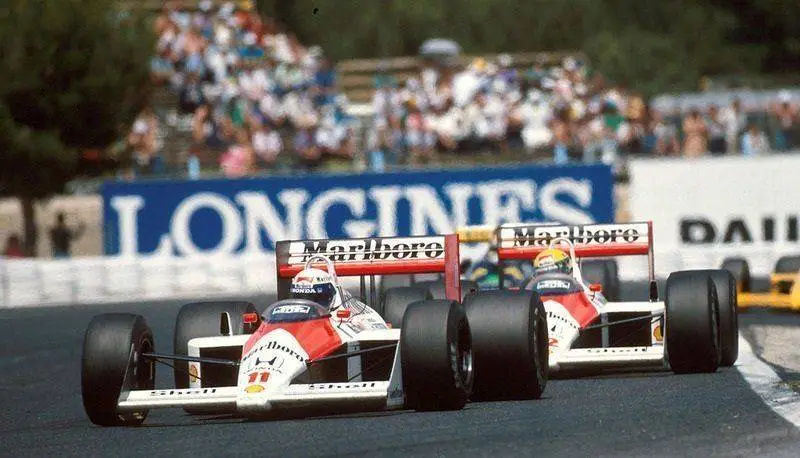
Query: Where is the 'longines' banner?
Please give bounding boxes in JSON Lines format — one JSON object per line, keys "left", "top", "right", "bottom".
{"left": 102, "top": 164, "right": 614, "bottom": 256}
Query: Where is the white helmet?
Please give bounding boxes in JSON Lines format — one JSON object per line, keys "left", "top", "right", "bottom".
{"left": 289, "top": 257, "right": 342, "bottom": 310}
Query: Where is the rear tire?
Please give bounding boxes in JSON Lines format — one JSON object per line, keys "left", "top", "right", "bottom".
{"left": 174, "top": 301, "right": 257, "bottom": 414}
{"left": 721, "top": 257, "right": 751, "bottom": 293}
{"left": 401, "top": 300, "right": 473, "bottom": 411}
{"left": 82, "top": 313, "right": 155, "bottom": 426}
{"left": 691, "top": 269, "right": 739, "bottom": 367}
{"left": 464, "top": 290, "right": 548, "bottom": 401}
{"left": 380, "top": 286, "right": 432, "bottom": 327}
{"left": 665, "top": 271, "right": 721, "bottom": 374}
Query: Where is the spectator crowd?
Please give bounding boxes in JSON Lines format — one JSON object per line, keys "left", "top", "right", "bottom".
{"left": 365, "top": 56, "right": 800, "bottom": 169}
{"left": 127, "top": 0, "right": 357, "bottom": 178}
{"left": 123, "top": 1, "right": 800, "bottom": 179}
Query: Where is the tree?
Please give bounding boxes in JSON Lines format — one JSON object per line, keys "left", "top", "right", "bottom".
{"left": 0, "top": 0, "right": 154, "bottom": 256}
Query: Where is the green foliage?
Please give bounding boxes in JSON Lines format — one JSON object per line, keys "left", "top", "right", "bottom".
{"left": 257, "top": 0, "right": 787, "bottom": 95}
{"left": 0, "top": 0, "right": 154, "bottom": 199}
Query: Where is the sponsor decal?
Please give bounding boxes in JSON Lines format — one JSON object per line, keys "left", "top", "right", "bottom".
{"left": 504, "top": 223, "right": 644, "bottom": 248}
{"left": 537, "top": 279, "right": 572, "bottom": 290}
{"left": 102, "top": 164, "right": 613, "bottom": 256}
{"left": 549, "top": 337, "right": 559, "bottom": 354}
{"left": 243, "top": 341, "right": 306, "bottom": 363}
{"left": 272, "top": 305, "right": 311, "bottom": 314}
{"left": 245, "top": 384, "right": 265, "bottom": 394}
{"left": 680, "top": 216, "right": 800, "bottom": 245}
{"left": 188, "top": 362, "right": 199, "bottom": 383}
{"left": 148, "top": 388, "right": 217, "bottom": 396}
{"left": 288, "top": 238, "right": 445, "bottom": 264}
{"left": 653, "top": 324, "right": 663, "bottom": 342}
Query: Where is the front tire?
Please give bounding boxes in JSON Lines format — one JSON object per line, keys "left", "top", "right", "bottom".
{"left": 401, "top": 300, "right": 474, "bottom": 411}
{"left": 464, "top": 290, "right": 548, "bottom": 401}
{"left": 665, "top": 271, "right": 721, "bottom": 374}
{"left": 82, "top": 313, "right": 155, "bottom": 426}
{"left": 692, "top": 269, "right": 738, "bottom": 367}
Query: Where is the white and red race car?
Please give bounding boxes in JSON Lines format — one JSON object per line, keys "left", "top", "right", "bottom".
{"left": 81, "top": 234, "right": 548, "bottom": 426}
{"left": 493, "top": 221, "right": 739, "bottom": 374}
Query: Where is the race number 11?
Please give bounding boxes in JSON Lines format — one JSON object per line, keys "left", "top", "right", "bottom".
{"left": 248, "top": 372, "right": 270, "bottom": 383}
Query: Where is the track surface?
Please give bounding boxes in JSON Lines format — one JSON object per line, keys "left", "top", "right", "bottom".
{"left": 2, "top": 284, "right": 800, "bottom": 457}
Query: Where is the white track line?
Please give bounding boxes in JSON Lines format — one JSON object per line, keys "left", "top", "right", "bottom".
{"left": 736, "top": 335, "right": 800, "bottom": 428}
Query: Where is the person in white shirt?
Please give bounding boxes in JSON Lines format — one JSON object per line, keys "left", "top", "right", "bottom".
{"left": 719, "top": 98, "right": 747, "bottom": 154}
{"left": 251, "top": 122, "right": 283, "bottom": 169}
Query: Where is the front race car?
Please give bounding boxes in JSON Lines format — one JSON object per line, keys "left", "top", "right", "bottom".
{"left": 81, "top": 234, "right": 473, "bottom": 426}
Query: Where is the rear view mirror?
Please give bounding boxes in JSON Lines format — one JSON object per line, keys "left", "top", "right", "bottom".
{"left": 589, "top": 283, "right": 603, "bottom": 293}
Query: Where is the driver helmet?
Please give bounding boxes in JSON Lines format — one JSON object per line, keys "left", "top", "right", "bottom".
{"left": 290, "top": 268, "right": 341, "bottom": 310}
{"left": 533, "top": 248, "right": 572, "bottom": 277}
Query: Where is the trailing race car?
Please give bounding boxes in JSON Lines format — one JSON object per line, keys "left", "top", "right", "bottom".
{"left": 455, "top": 223, "right": 621, "bottom": 300}
{"left": 81, "top": 234, "right": 548, "bottom": 427}
{"left": 494, "top": 221, "right": 739, "bottom": 374}
{"left": 721, "top": 255, "right": 800, "bottom": 311}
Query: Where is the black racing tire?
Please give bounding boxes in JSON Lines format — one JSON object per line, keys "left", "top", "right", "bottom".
{"left": 401, "top": 300, "right": 473, "bottom": 411}
{"left": 721, "top": 257, "right": 751, "bottom": 293}
{"left": 580, "top": 260, "right": 619, "bottom": 301}
{"left": 691, "top": 269, "right": 739, "bottom": 367}
{"left": 82, "top": 313, "right": 155, "bottom": 426}
{"left": 463, "top": 290, "right": 548, "bottom": 401}
{"left": 174, "top": 301, "right": 258, "bottom": 388}
{"left": 381, "top": 286, "right": 432, "bottom": 327}
{"left": 775, "top": 255, "right": 800, "bottom": 274}
{"left": 417, "top": 279, "right": 480, "bottom": 302}
{"left": 665, "top": 271, "right": 721, "bottom": 374}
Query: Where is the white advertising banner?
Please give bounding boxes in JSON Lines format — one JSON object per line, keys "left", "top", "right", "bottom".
{"left": 629, "top": 155, "right": 800, "bottom": 277}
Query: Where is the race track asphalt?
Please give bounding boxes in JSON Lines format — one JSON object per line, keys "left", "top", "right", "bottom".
{"left": 2, "top": 283, "right": 800, "bottom": 457}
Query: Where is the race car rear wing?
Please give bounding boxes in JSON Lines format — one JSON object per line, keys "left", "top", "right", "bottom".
{"left": 275, "top": 235, "right": 461, "bottom": 303}
{"left": 495, "top": 221, "right": 658, "bottom": 300}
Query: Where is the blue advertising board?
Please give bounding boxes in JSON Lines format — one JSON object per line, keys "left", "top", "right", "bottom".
{"left": 102, "top": 163, "right": 614, "bottom": 256}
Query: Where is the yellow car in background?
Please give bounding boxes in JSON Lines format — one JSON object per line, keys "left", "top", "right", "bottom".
{"left": 721, "top": 255, "right": 800, "bottom": 311}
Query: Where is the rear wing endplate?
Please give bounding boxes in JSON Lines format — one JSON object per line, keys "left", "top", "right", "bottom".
{"left": 275, "top": 235, "right": 461, "bottom": 302}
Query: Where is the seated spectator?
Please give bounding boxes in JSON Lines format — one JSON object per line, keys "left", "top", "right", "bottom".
{"left": 741, "top": 123, "right": 770, "bottom": 156}
{"left": 219, "top": 131, "right": 253, "bottom": 177}
{"left": 179, "top": 72, "right": 207, "bottom": 115}
{"left": 405, "top": 101, "right": 437, "bottom": 165}
{"left": 251, "top": 121, "right": 283, "bottom": 170}
{"left": 294, "top": 125, "right": 321, "bottom": 171}
{"left": 192, "top": 104, "right": 234, "bottom": 152}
